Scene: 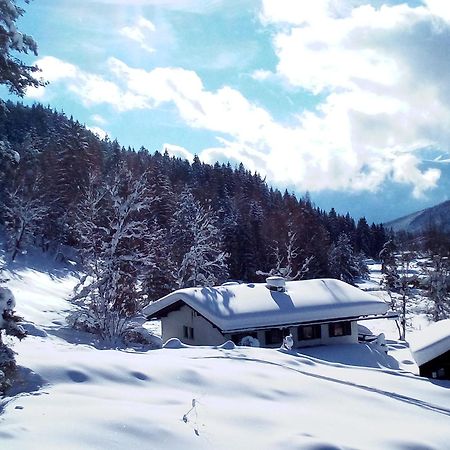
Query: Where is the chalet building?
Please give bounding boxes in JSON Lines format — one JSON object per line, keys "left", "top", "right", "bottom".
{"left": 409, "top": 319, "right": 450, "bottom": 380}
{"left": 143, "top": 277, "right": 392, "bottom": 348}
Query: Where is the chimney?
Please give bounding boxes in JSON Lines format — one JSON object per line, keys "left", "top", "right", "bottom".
{"left": 265, "top": 276, "right": 286, "bottom": 292}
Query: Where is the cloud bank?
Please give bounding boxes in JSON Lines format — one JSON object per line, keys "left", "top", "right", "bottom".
{"left": 29, "top": 1, "right": 450, "bottom": 197}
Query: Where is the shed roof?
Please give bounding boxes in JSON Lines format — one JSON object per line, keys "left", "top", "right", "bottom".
{"left": 409, "top": 319, "right": 450, "bottom": 366}
{"left": 143, "top": 278, "right": 389, "bottom": 332}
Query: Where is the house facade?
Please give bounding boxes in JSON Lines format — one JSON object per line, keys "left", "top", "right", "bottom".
{"left": 143, "top": 277, "right": 391, "bottom": 348}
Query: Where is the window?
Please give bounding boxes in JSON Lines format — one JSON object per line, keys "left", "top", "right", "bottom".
{"left": 183, "top": 326, "right": 194, "bottom": 340}
{"left": 265, "top": 328, "right": 289, "bottom": 345}
{"left": 298, "top": 324, "right": 321, "bottom": 340}
{"left": 329, "top": 321, "right": 352, "bottom": 337}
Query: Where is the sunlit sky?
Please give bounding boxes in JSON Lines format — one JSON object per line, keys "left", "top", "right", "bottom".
{"left": 6, "top": 0, "right": 450, "bottom": 221}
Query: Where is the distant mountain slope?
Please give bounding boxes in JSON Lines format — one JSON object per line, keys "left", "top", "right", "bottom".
{"left": 385, "top": 200, "right": 450, "bottom": 234}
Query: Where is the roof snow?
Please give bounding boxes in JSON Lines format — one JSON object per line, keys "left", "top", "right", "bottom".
{"left": 143, "top": 278, "right": 389, "bottom": 332}
{"left": 409, "top": 319, "right": 450, "bottom": 366}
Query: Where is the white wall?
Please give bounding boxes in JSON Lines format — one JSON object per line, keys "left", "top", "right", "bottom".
{"left": 227, "top": 322, "right": 358, "bottom": 348}
{"left": 161, "top": 304, "right": 226, "bottom": 346}
{"left": 295, "top": 321, "right": 358, "bottom": 347}
{"left": 162, "top": 305, "right": 358, "bottom": 348}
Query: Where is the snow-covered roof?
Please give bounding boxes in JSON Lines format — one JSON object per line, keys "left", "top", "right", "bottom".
{"left": 408, "top": 319, "right": 450, "bottom": 366}
{"left": 143, "top": 278, "right": 389, "bottom": 332}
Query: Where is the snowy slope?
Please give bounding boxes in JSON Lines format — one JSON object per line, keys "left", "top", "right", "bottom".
{"left": 1, "top": 260, "right": 450, "bottom": 449}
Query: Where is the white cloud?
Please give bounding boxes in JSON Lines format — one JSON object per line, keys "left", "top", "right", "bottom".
{"left": 163, "top": 143, "right": 194, "bottom": 161}
{"left": 25, "top": 85, "right": 46, "bottom": 99}
{"left": 423, "top": 0, "right": 450, "bottom": 22}
{"left": 254, "top": 0, "right": 450, "bottom": 195}
{"left": 29, "top": 56, "right": 149, "bottom": 111}
{"left": 119, "top": 17, "right": 156, "bottom": 53}
{"left": 36, "top": 56, "right": 79, "bottom": 82}
{"left": 34, "top": 1, "right": 450, "bottom": 197}
{"left": 250, "top": 69, "right": 273, "bottom": 81}
{"left": 87, "top": 126, "right": 108, "bottom": 140}
{"left": 91, "top": 114, "right": 107, "bottom": 125}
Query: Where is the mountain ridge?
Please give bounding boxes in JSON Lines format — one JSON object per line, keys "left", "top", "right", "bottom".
{"left": 385, "top": 200, "right": 450, "bottom": 234}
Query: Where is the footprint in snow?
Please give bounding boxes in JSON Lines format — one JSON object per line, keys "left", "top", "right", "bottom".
{"left": 67, "top": 370, "right": 89, "bottom": 383}
{"left": 130, "top": 371, "right": 149, "bottom": 381}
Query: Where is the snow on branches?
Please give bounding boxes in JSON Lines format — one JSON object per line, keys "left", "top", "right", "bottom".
{"left": 72, "top": 167, "right": 163, "bottom": 343}
{"left": 426, "top": 255, "right": 450, "bottom": 322}
{"left": 0, "top": 0, "right": 46, "bottom": 96}
{"left": 2, "top": 180, "right": 48, "bottom": 261}
{"left": 257, "top": 229, "right": 314, "bottom": 281}
{"left": 171, "top": 188, "right": 228, "bottom": 288}
{"left": 0, "top": 286, "right": 26, "bottom": 394}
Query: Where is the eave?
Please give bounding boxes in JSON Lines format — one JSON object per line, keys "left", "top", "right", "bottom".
{"left": 147, "top": 299, "right": 398, "bottom": 335}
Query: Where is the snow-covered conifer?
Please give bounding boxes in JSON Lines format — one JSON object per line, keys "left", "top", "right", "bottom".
{"left": 328, "top": 233, "right": 360, "bottom": 284}
{"left": 0, "top": 0, "right": 46, "bottom": 96}
{"left": 0, "top": 286, "right": 26, "bottom": 394}
{"left": 426, "top": 255, "right": 450, "bottom": 321}
{"left": 171, "top": 188, "right": 228, "bottom": 288}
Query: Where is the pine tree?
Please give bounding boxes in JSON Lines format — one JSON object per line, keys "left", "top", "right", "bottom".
{"left": 328, "top": 232, "right": 360, "bottom": 284}
{"left": 426, "top": 255, "right": 450, "bottom": 321}
{"left": 0, "top": 286, "right": 26, "bottom": 394}
{"left": 355, "top": 217, "right": 371, "bottom": 255}
{"left": 0, "top": 0, "right": 46, "bottom": 96}
{"left": 379, "top": 239, "right": 399, "bottom": 291}
{"left": 171, "top": 188, "right": 228, "bottom": 288}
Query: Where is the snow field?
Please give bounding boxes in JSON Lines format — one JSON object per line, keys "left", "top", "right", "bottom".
{"left": 0, "top": 263, "right": 450, "bottom": 449}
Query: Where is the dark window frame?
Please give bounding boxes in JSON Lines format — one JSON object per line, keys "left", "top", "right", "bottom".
{"left": 298, "top": 324, "right": 322, "bottom": 340}
{"left": 328, "top": 321, "right": 352, "bottom": 337}
{"left": 265, "top": 328, "right": 290, "bottom": 345}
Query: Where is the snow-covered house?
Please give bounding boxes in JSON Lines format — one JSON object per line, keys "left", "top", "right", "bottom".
{"left": 409, "top": 319, "right": 450, "bottom": 380}
{"left": 143, "top": 277, "right": 391, "bottom": 348}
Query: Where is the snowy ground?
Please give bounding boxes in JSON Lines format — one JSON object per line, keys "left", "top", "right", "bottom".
{"left": 359, "top": 261, "right": 433, "bottom": 335}
{"left": 1, "top": 254, "right": 450, "bottom": 449}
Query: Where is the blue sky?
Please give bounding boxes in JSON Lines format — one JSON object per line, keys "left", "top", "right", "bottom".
{"left": 5, "top": 0, "right": 450, "bottom": 221}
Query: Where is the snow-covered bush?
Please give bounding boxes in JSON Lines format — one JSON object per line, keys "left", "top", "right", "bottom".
{"left": 239, "top": 335, "right": 260, "bottom": 347}
{"left": 163, "top": 338, "right": 188, "bottom": 349}
{"left": 122, "top": 325, "right": 162, "bottom": 348}
{"left": 282, "top": 334, "right": 294, "bottom": 350}
{"left": 0, "top": 286, "right": 26, "bottom": 395}
{"left": 66, "top": 310, "right": 100, "bottom": 335}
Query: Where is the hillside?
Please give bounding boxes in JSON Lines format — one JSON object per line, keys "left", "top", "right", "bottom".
{"left": 0, "top": 101, "right": 387, "bottom": 299}
{"left": 1, "top": 254, "right": 450, "bottom": 449}
{"left": 385, "top": 200, "right": 450, "bottom": 234}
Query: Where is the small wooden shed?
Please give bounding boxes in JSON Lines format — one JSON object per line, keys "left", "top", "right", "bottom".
{"left": 409, "top": 319, "right": 450, "bottom": 380}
